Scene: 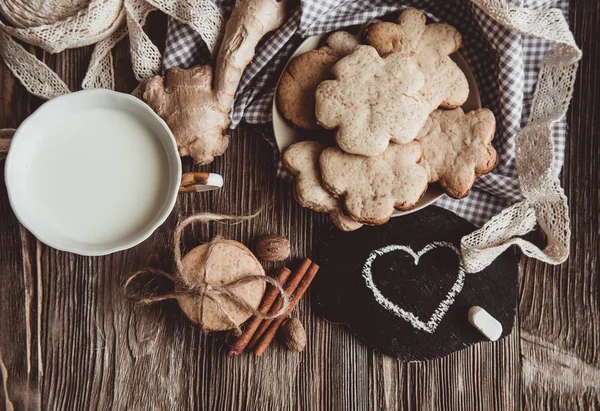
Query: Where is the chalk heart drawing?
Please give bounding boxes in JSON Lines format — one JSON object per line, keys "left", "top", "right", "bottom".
{"left": 362, "top": 242, "right": 465, "bottom": 334}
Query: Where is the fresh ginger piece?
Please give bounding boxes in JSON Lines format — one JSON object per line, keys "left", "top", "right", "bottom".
{"left": 214, "top": 0, "right": 287, "bottom": 107}
{"left": 140, "top": 0, "right": 287, "bottom": 165}
{"left": 142, "top": 66, "right": 230, "bottom": 164}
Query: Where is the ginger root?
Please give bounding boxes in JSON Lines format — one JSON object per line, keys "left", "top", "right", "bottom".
{"left": 142, "top": 66, "right": 230, "bottom": 164}
{"left": 140, "top": 0, "right": 287, "bottom": 165}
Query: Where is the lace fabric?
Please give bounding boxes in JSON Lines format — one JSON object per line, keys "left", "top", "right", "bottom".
{"left": 0, "top": 0, "right": 223, "bottom": 94}
{"left": 461, "top": 0, "right": 579, "bottom": 272}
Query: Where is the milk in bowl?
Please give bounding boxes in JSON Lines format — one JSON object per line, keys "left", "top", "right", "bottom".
{"left": 5, "top": 90, "right": 182, "bottom": 255}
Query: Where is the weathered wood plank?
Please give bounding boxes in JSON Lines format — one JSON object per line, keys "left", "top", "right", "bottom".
{"left": 0, "top": 39, "right": 43, "bottom": 411}
{"left": 0, "top": 2, "right": 598, "bottom": 410}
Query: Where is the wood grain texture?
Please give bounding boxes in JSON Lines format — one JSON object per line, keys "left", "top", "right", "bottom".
{"left": 0, "top": 4, "right": 598, "bottom": 410}
{"left": 517, "top": 1, "right": 600, "bottom": 409}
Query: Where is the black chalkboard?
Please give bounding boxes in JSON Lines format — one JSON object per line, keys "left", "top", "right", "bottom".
{"left": 313, "top": 205, "right": 518, "bottom": 361}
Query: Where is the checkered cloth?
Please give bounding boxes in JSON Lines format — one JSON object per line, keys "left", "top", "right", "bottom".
{"left": 162, "top": 0, "right": 569, "bottom": 227}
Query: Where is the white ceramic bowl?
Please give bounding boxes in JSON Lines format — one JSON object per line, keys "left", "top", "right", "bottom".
{"left": 5, "top": 89, "right": 182, "bottom": 256}
{"left": 272, "top": 35, "right": 482, "bottom": 217}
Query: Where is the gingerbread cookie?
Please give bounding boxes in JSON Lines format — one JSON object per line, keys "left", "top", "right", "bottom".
{"left": 283, "top": 141, "right": 362, "bottom": 232}
{"left": 277, "top": 31, "right": 360, "bottom": 131}
{"left": 320, "top": 141, "right": 429, "bottom": 225}
{"left": 315, "top": 45, "right": 429, "bottom": 157}
{"left": 417, "top": 108, "right": 497, "bottom": 199}
{"left": 365, "top": 8, "right": 469, "bottom": 110}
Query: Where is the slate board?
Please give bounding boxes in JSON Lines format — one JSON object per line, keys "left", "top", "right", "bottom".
{"left": 313, "top": 205, "right": 518, "bottom": 361}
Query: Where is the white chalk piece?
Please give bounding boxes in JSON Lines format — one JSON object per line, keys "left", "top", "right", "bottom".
{"left": 468, "top": 306, "right": 503, "bottom": 341}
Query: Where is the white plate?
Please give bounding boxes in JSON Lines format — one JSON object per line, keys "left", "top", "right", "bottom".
{"left": 272, "top": 34, "right": 481, "bottom": 217}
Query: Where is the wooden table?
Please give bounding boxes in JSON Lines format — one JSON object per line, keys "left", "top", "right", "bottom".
{"left": 1, "top": 3, "right": 598, "bottom": 410}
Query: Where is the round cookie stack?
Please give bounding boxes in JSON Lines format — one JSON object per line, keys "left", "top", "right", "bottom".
{"left": 279, "top": 9, "right": 498, "bottom": 231}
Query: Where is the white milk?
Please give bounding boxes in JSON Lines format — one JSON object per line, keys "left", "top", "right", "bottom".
{"left": 26, "top": 108, "right": 170, "bottom": 245}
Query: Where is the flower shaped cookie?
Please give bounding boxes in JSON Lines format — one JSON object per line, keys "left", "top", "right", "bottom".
{"left": 365, "top": 8, "right": 469, "bottom": 111}
{"left": 277, "top": 31, "right": 360, "bottom": 131}
{"left": 320, "top": 140, "right": 429, "bottom": 225}
{"left": 315, "top": 45, "right": 430, "bottom": 157}
{"left": 418, "top": 108, "right": 498, "bottom": 198}
{"left": 283, "top": 141, "right": 362, "bottom": 232}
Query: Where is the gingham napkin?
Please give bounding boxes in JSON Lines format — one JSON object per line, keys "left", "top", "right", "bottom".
{"left": 162, "top": 0, "right": 569, "bottom": 227}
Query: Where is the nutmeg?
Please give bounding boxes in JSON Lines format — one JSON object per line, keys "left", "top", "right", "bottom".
{"left": 255, "top": 234, "right": 290, "bottom": 262}
{"left": 277, "top": 317, "right": 306, "bottom": 352}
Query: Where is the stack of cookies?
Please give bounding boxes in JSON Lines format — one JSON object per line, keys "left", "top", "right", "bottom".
{"left": 279, "top": 9, "right": 498, "bottom": 231}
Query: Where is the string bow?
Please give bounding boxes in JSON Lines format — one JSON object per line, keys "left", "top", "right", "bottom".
{"left": 124, "top": 213, "right": 290, "bottom": 335}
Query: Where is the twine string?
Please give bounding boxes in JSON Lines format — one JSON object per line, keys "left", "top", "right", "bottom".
{"left": 124, "top": 212, "right": 290, "bottom": 334}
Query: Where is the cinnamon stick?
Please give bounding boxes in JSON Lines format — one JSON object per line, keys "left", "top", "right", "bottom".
{"left": 253, "top": 261, "right": 320, "bottom": 356}
{"left": 228, "top": 266, "right": 292, "bottom": 356}
{"left": 247, "top": 258, "right": 312, "bottom": 350}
